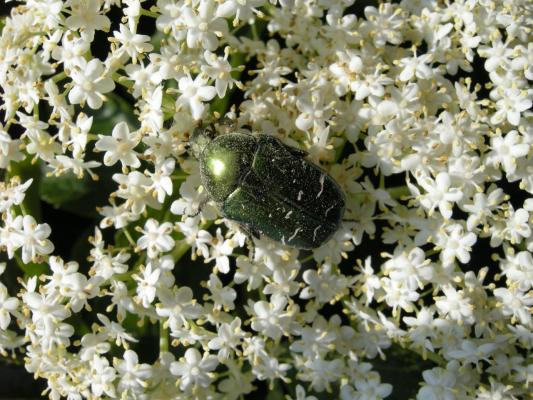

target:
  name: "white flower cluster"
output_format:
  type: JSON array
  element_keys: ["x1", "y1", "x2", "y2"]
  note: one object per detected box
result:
[{"x1": 0, "y1": 0, "x2": 532, "y2": 399}]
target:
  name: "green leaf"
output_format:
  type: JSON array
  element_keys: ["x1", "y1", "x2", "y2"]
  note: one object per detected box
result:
[
  {"x1": 38, "y1": 92, "x2": 136, "y2": 216},
  {"x1": 40, "y1": 170, "x2": 91, "y2": 208},
  {"x1": 39, "y1": 154, "x2": 120, "y2": 218}
]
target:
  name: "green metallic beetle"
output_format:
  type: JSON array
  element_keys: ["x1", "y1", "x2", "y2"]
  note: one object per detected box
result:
[{"x1": 190, "y1": 124, "x2": 345, "y2": 249}]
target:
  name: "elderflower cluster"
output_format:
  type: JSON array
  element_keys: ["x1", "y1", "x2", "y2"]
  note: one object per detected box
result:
[{"x1": 0, "y1": 0, "x2": 532, "y2": 399}]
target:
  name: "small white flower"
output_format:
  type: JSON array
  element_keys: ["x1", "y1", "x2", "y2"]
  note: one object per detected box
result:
[
  {"x1": 181, "y1": 0, "x2": 227, "y2": 51},
  {"x1": 113, "y1": 24, "x2": 153, "y2": 62},
  {"x1": 114, "y1": 350, "x2": 152, "y2": 396},
  {"x1": 206, "y1": 273, "x2": 236, "y2": 310},
  {"x1": 207, "y1": 228, "x2": 235, "y2": 274},
  {"x1": 383, "y1": 247, "x2": 434, "y2": 290},
  {"x1": 502, "y1": 207, "x2": 531, "y2": 244},
  {"x1": 292, "y1": 384, "x2": 318, "y2": 400},
  {"x1": 60, "y1": 273, "x2": 102, "y2": 312},
  {"x1": 403, "y1": 307, "x2": 437, "y2": 351},
  {"x1": 250, "y1": 296, "x2": 291, "y2": 340},
  {"x1": 207, "y1": 317, "x2": 246, "y2": 361},
  {"x1": 494, "y1": 287, "x2": 533, "y2": 325},
  {"x1": 490, "y1": 88, "x2": 532, "y2": 126},
  {"x1": 59, "y1": 112, "x2": 93, "y2": 158},
  {"x1": 170, "y1": 348, "x2": 218, "y2": 390},
  {"x1": 416, "y1": 172, "x2": 463, "y2": 219},
  {"x1": 0, "y1": 125, "x2": 24, "y2": 168},
  {"x1": 300, "y1": 263, "x2": 352, "y2": 303},
  {"x1": 234, "y1": 255, "x2": 270, "y2": 290},
  {"x1": 176, "y1": 74, "x2": 217, "y2": 120},
  {"x1": 13, "y1": 215, "x2": 54, "y2": 264},
  {"x1": 290, "y1": 316, "x2": 336, "y2": 358},
  {"x1": 90, "y1": 355, "x2": 117, "y2": 398},
  {"x1": 156, "y1": 287, "x2": 202, "y2": 331},
  {"x1": 202, "y1": 50, "x2": 236, "y2": 98},
  {"x1": 446, "y1": 340, "x2": 497, "y2": 367},
  {"x1": 436, "y1": 224, "x2": 477, "y2": 266},
  {"x1": 112, "y1": 171, "x2": 160, "y2": 215},
  {"x1": 124, "y1": 62, "x2": 163, "y2": 97},
  {"x1": 65, "y1": 0, "x2": 111, "y2": 39},
  {"x1": 133, "y1": 263, "x2": 161, "y2": 307},
  {"x1": 95, "y1": 121, "x2": 141, "y2": 169},
  {"x1": 417, "y1": 367, "x2": 457, "y2": 400},
  {"x1": 0, "y1": 283, "x2": 19, "y2": 330},
  {"x1": 398, "y1": 53, "x2": 433, "y2": 81},
  {"x1": 68, "y1": 59, "x2": 115, "y2": 109},
  {"x1": 486, "y1": 130, "x2": 530, "y2": 174},
  {"x1": 435, "y1": 285, "x2": 474, "y2": 323},
  {"x1": 0, "y1": 178, "x2": 32, "y2": 213},
  {"x1": 146, "y1": 158, "x2": 175, "y2": 203},
  {"x1": 380, "y1": 277, "x2": 419, "y2": 314},
  {"x1": 136, "y1": 219, "x2": 175, "y2": 258},
  {"x1": 341, "y1": 375, "x2": 393, "y2": 400},
  {"x1": 53, "y1": 155, "x2": 101, "y2": 178}
]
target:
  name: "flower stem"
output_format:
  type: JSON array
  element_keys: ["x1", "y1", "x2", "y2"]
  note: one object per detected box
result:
[
  {"x1": 122, "y1": 227, "x2": 136, "y2": 247},
  {"x1": 159, "y1": 322, "x2": 169, "y2": 353},
  {"x1": 387, "y1": 185, "x2": 410, "y2": 199},
  {"x1": 51, "y1": 71, "x2": 67, "y2": 83},
  {"x1": 140, "y1": 8, "x2": 159, "y2": 18}
]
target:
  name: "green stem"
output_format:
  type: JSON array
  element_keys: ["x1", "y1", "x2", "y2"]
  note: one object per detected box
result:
[
  {"x1": 387, "y1": 185, "x2": 410, "y2": 199},
  {"x1": 111, "y1": 72, "x2": 133, "y2": 90},
  {"x1": 251, "y1": 22, "x2": 259, "y2": 41},
  {"x1": 159, "y1": 322, "x2": 169, "y2": 354},
  {"x1": 122, "y1": 228, "x2": 136, "y2": 247},
  {"x1": 140, "y1": 8, "x2": 159, "y2": 18},
  {"x1": 171, "y1": 240, "x2": 193, "y2": 262},
  {"x1": 410, "y1": 345, "x2": 446, "y2": 365},
  {"x1": 300, "y1": 254, "x2": 314, "y2": 263},
  {"x1": 51, "y1": 71, "x2": 67, "y2": 83},
  {"x1": 13, "y1": 253, "x2": 26, "y2": 273}
]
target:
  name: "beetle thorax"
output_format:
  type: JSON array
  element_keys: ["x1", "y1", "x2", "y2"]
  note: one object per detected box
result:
[{"x1": 199, "y1": 133, "x2": 257, "y2": 203}]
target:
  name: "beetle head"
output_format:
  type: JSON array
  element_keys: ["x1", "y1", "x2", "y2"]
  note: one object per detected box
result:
[{"x1": 190, "y1": 126, "x2": 215, "y2": 159}]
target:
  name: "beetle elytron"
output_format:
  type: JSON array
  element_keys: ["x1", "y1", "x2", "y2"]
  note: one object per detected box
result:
[{"x1": 190, "y1": 123, "x2": 345, "y2": 249}]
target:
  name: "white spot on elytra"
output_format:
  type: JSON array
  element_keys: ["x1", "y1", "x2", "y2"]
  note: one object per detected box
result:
[
  {"x1": 325, "y1": 204, "x2": 335, "y2": 216},
  {"x1": 288, "y1": 227, "x2": 301, "y2": 242},
  {"x1": 285, "y1": 210, "x2": 293, "y2": 219},
  {"x1": 316, "y1": 174, "x2": 325, "y2": 199},
  {"x1": 313, "y1": 225, "x2": 320, "y2": 241},
  {"x1": 297, "y1": 190, "x2": 303, "y2": 201}
]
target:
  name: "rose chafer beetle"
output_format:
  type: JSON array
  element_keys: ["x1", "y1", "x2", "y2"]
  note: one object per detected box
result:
[{"x1": 190, "y1": 123, "x2": 346, "y2": 249}]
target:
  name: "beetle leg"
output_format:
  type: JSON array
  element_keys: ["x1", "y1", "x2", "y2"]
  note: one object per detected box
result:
[
  {"x1": 185, "y1": 196, "x2": 209, "y2": 219},
  {"x1": 238, "y1": 224, "x2": 261, "y2": 261},
  {"x1": 246, "y1": 235, "x2": 256, "y2": 261}
]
